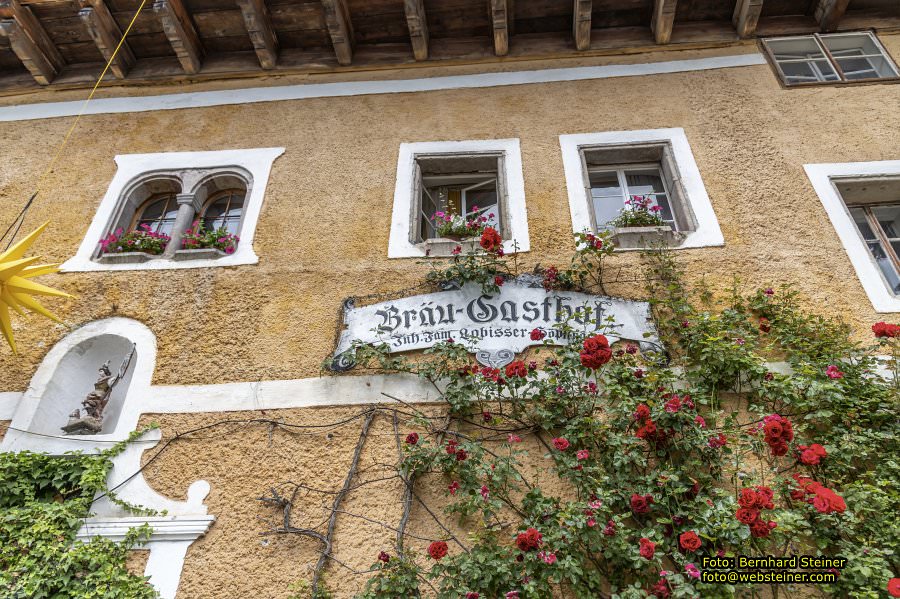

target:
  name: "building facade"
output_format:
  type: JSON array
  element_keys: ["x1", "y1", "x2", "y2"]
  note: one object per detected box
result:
[{"x1": 0, "y1": 0, "x2": 898, "y2": 597}]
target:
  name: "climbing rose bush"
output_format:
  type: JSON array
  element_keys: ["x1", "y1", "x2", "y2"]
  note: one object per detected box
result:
[{"x1": 350, "y1": 241, "x2": 899, "y2": 599}]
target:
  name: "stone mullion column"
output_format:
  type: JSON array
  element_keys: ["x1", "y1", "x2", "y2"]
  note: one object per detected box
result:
[{"x1": 163, "y1": 193, "x2": 201, "y2": 258}]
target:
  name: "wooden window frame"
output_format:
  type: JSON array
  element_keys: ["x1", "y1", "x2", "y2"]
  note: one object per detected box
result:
[
  {"x1": 849, "y1": 202, "x2": 900, "y2": 291},
  {"x1": 761, "y1": 31, "x2": 900, "y2": 88}
]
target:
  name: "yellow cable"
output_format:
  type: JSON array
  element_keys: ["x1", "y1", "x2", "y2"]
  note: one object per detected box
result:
[{"x1": 35, "y1": 0, "x2": 149, "y2": 192}]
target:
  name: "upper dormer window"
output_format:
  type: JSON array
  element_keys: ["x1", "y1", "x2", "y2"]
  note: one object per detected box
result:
[{"x1": 763, "y1": 32, "x2": 899, "y2": 86}]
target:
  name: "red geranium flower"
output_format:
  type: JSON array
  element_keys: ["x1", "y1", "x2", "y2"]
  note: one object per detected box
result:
[
  {"x1": 639, "y1": 537, "x2": 656, "y2": 559},
  {"x1": 480, "y1": 227, "x2": 502, "y2": 253},
  {"x1": 888, "y1": 577, "x2": 900, "y2": 597},
  {"x1": 679, "y1": 531, "x2": 701, "y2": 552},
  {"x1": 428, "y1": 541, "x2": 448, "y2": 560}
]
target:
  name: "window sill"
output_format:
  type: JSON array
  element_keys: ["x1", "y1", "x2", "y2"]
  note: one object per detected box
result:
[
  {"x1": 65, "y1": 247, "x2": 257, "y2": 272},
  {"x1": 422, "y1": 237, "x2": 480, "y2": 258},
  {"x1": 610, "y1": 226, "x2": 685, "y2": 250}
]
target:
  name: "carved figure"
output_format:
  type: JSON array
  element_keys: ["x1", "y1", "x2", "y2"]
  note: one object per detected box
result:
[{"x1": 62, "y1": 349, "x2": 134, "y2": 435}]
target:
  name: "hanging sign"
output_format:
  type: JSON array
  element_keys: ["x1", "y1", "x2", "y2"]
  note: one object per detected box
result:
[{"x1": 331, "y1": 279, "x2": 659, "y2": 370}]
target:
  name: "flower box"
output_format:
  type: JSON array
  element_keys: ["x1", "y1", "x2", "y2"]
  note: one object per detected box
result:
[
  {"x1": 173, "y1": 248, "x2": 228, "y2": 261},
  {"x1": 424, "y1": 237, "x2": 480, "y2": 258},
  {"x1": 610, "y1": 226, "x2": 681, "y2": 249},
  {"x1": 96, "y1": 251, "x2": 156, "y2": 265}
]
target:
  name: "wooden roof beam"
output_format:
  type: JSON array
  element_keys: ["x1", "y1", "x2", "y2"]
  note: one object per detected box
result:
[
  {"x1": 0, "y1": 0, "x2": 63, "y2": 84},
  {"x1": 815, "y1": 0, "x2": 850, "y2": 32},
  {"x1": 490, "y1": 0, "x2": 511, "y2": 56},
  {"x1": 651, "y1": 0, "x2": 677, "y2": 44},
  {"x1": 236, "y1": 0, "x2": 277, "y2": 69},
  {"x1": 573, "y1": 0, "x2": 591, "y2": 51},
  {"x1": 0, "y1": 19, "x2": 58, "y2": 84},
  {"x1": 322, "y1": 0, "x2": 353, "y2": 66},
  {"x1": 154, "y1": 0, "x2": 202, "y2": 74},
  {"x1": 78, "y1": 0, "x2": 135, "y2": 79},
  {"x1": 732, "y1": 0, "x2": 763, "y2": 38},
  {"x1": 404, "y1": 0, "x2": 428, "y2": 61}
]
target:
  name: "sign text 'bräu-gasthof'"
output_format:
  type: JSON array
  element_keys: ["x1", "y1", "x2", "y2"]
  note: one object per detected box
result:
[{"x1": 331, "y1": 279, "x2": 660, "y2": 370}]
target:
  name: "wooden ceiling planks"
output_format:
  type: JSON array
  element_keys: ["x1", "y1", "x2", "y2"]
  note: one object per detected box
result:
[{"x1": 0, "y1": 0, "x2": 897, "y2": 91}]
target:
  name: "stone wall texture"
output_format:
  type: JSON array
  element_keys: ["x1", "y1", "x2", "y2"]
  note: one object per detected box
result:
[{"x1": 0, "y1": 37, "x2": 898, "y2": 597}]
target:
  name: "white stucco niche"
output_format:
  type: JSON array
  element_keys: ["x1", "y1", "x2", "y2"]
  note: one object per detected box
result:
[{"x1": 0, "y1": 318, "x2": 214, "y2": 599}]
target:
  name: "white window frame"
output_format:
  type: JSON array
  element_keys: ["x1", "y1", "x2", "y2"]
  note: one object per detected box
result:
[
  {"x1": 388, "y1": 139, "x2": 529, "y2": 258},
  {"x1": 560, "y1": 128, "x2": 723, "y2": 250},
  {"x1": 804, "y1": 160, "x2": 900, "y2": 312},
  {"x1": 61, "y1": 147, "x2": 284, "y2": 272}
]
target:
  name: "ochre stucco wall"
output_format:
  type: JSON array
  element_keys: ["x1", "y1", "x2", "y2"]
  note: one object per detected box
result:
[
  {"x1": 1, "y1": 39, "x2": 898, "y2": 390},
  {"x1": 0, "y1": 39, "x2": 898, "y2": 597}
]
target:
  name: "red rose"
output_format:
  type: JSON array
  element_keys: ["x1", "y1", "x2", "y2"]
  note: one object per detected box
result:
[
  {"x1": 505, "y1": 360, "x2": 528, "y2": 378},
  {"x1": 455, "y1": 449, "x2": 468, "y2": 461},
  {"x1": 428, "y1": 541, "x2": 448, "y2": 560},
  {"x1": 736, "y1": 508, "x2": 759, "y2": 524},
  {"x1": 480, "y1": 227, "x2": 502, "y2": 253},
  {"x1": 552, "y1": 437, "x2": 570, "y2": 451},
  {"x1": 769, "y1": 441, "x2": 789, "y2": 456},
  {"x1": 515, "y1": 527, "x2": 542, "y2": 551},
  {"x1": 638, "y1": 537, "x2": 656, "y2": 559},
  {"x1": 448, "y1": 480, "x2": 460, "y2": 495},
  {"x1": 873, "y1": 322, "x2": 900, "y2": 338},
  {"x1": 494, "y1": 275, "x2": 505, "y2": 287},
  {"x1": 738, "y1": 488, "x2": 758, "y2": 509},
  {"x1": 759, "y1": 317, "x2": 771, "y2": 333},
  {"x1": 800, "y1": 448, "x2": 820, "y2": 465},
  {"x1": 530, "y1": 328, "x2": 546, "y2": 341},
  {"x1": 754, "y1": 486, "x2": 774, "y2": 510},
  {"x1": 466, "y1": 593, "x2": 480, "y2": 599},
  {"x1": 750, "y1": 519, "x2": 775, "y2": 538},
  {"x1": 405, "y1": 432, "x2": 419, "y2": 445},
  {"x1": 631, "y1": 493, "x2": 653, "y2": 514},
  {"x1": 888, "y1": 578, "x2": 900, "y2": 597},
  {"x1": 634, "y1": 404, "x2": 651, "y2": 421},
  {"x1": 679, "y1": 531, "x2": 701, "y2": 552},
  {"x1": 378, "y1": 551, "x2": 390, "y2": 563},
  {"x1": 580, "y1": 347, "x2": 612, "y2": 369}
]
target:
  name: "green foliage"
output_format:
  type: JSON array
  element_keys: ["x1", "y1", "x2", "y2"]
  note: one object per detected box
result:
[{"x1": 0, "y1": 429, "x2": 159, "y2": 598}]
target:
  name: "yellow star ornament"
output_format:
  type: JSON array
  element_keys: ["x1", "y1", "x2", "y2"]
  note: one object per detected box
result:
[{"x1": 0, "y1": 222, "x2": 73, "y2": 354}]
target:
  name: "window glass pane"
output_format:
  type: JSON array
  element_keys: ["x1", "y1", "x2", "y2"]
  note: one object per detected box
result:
[
  {"x1": 589, "y1": 171, "x2": 622, "y2": 198},
  {"x1": 872, "y1": 205, "x2": 900, "y2": 239},
  {"x1": 768, "y1": 37, "x2": 824, "y2": 58},
  {"x1": 204, "y1": 193, "x2": 244, "y2": 235},
  {"x1": 779, "y1": 60, "x2": 837, "y2": 83},
  {"x1": 593, "y1": 195, "x2": 625, "y2": 230},
  {"x1": 624, "y1": 170, "x2": 666, "y2": 195},
  {"x1": 850, "y1": 207, "x2": 877, "y2": 240},
  {"x1": 838, "y1": 55, "x2": 896, "y2": 79},
  {"x1": 139, "y1": 197, "x2": 167, "y2": 221},
  {"x1": 821, "y1": 33, "x2": 880, "y2": 56},
  {"x1": 464, "y1": 188, "x2": 499, "y2": 231},
  {"x1": 869, "y1": 241, "x2": 900, "y2": 294}
]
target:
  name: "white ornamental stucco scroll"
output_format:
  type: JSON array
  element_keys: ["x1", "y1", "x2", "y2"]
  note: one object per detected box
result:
[{"x1": 331, "y1": 279, "x2": 661, "y2": 370}]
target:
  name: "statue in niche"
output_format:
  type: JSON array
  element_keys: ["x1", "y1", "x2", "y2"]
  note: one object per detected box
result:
[{"x1": 62, "y1": 347, "x2": 134, "y2": 435}]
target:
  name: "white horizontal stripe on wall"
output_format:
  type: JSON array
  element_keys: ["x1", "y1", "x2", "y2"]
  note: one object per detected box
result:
[{"x1": 0, "y1": 53, "x2": 767, "y2": 123}]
